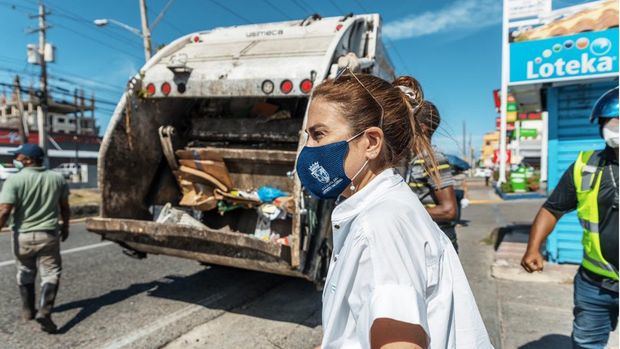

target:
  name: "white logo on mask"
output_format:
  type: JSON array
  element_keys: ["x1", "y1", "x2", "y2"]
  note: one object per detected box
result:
[{"x1": 309, "y1": 162, "x2": 330, "y2": 184}]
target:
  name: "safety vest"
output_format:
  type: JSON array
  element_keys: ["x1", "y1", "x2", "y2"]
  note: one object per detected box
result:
[{"x1": 573, "y1": 150, "x2": 619, "y2": 280}]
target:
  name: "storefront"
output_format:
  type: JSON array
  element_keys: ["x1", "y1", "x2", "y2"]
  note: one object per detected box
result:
[{"x1": 504, "y1": 0, "x2": 618, "y2": 263}]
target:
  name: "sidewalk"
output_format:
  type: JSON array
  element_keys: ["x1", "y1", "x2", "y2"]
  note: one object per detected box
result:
[
  {"x1": 462, "y1": 181, "x2": 619, "y2": 349},
  {"x1": 465, "y1": 177, "x2": 504, "y2": 204}
]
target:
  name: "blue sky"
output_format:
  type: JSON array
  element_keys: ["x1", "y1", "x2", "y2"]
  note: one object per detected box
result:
[{"x1": 0, "y1": 0, "x2": 522, "y2": 154}]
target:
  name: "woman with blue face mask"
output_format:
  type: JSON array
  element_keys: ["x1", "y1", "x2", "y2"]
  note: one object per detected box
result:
[{"x1": 299, "y1": 71, "x2": 493, "y2": 349}]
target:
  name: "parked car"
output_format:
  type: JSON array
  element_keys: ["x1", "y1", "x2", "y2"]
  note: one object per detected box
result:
[
  {"x1": 474, "y1": 168, "x2": 487, "y2": 177},
  {"x1": 53, "y1": 163, "x2": 81, "y2": 178}
]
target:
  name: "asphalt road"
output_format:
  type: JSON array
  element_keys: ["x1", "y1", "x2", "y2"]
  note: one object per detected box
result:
[
  {"x1": 4, "y1": 181, "x2": 616, "y2": 349},
  {"x1": 0, "y1": 222, "x2": 323, "y2": 349}
]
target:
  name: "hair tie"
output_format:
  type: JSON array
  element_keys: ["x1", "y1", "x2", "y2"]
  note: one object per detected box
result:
[{"x1": 397, "y1": 85, "x2": 418, "y2": 103}]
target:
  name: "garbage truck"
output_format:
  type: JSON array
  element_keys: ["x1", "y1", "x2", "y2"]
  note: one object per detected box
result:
[{"x1": 86, "y1": 13, "x2": 395, "y2": 284}]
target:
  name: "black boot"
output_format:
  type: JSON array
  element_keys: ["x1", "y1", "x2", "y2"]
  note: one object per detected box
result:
[
  {"x1": 18, "y1": 283, "x2": 36, "y2": 321},
  {"x1": 35, "y1": 283, "x2": 58, "y2": 333}
]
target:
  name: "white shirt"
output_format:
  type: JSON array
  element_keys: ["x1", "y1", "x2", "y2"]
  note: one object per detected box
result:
[{"x1": 321, "y1": 169, "x2": 493, "y2": 349}]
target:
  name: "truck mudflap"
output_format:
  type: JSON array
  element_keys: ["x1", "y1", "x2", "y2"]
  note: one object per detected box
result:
[{"x1": 86, "y1": 217, "x2": 309, "y2": 279}]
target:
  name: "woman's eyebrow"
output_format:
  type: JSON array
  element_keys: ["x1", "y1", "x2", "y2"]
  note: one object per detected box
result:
[{"x1": 307, "y1": 123, "x2": 328, "y2": 133}]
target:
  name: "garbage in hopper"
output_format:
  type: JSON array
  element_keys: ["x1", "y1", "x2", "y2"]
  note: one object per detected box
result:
[{"x1": 157, "y1": 125, "x2": 294, "y2": 245}]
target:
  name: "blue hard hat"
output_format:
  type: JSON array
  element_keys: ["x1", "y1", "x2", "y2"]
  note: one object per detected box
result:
[
  {"x1": 590, "y1": 87, "x2": 619, "y2": 123},
  {"x1": 9, "y1": 143, "x2": 44, "y2": 159}
]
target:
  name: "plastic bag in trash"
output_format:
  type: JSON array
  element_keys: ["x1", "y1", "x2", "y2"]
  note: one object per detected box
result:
[
  {"x1": 156, "y1": 203, "x2": 208, "y2": 229},
  {"x1": 257, "y1": 186, "x2": 288, "y2": 203},
  {"x1": 254, "y1": 214, "x2": 271, "y2": 241},
  {"x1": 258, "y1": 203, "x2": 286, "y2": 220}
]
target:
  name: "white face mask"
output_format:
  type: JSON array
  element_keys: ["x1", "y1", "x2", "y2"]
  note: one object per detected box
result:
[
  {"x1": 603, "y1": 122, "x2": 619, "y2": 148},
  {"x1": 13, "y1": 159, "x2": 24, "y2": 170}
]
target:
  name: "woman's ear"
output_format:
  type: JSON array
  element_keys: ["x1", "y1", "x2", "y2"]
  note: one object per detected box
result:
[{"x1": 364, "y1": 126, "x2": 384, "y2": 160}]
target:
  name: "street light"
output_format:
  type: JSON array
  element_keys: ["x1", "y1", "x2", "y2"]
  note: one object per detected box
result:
[
  {"x1": 94, "y1": 0, "x2": 177, "y2": 62},
  {"x1": 93, "y1": 17, "x2": 151, "y2": 60},
  {"x1": 94, "y1": 18, "x2": 143, "y2": 37}
]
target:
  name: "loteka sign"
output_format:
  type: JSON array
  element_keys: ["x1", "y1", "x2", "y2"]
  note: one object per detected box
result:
[{"x1": 510, "y1": 28, "x2": 618, "y2": 84}]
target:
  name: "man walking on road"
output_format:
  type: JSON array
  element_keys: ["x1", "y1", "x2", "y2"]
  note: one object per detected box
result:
[
  {"x1": 0, "y1": 144, "x2": 70, "y2": 334},
  {"x1": 521, "y1": 87, "x2": 619, "y2": 349}
]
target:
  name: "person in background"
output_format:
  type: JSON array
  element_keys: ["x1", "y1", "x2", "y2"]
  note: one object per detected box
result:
[
  {"x1": 521, "y1": 87, "x2": 618, "y2": 349},
  {"x1": 484, "y1": 167, "x2": 493, "y2": 187},
  {"x1": 397, "y1": 87, "x2": 459, "y2": 252},
  {"x1": 0, "y1": 144, "x2": 70, "y2": 334},
  {"x1": 301, "y1": 69, "x2": 491, "y2": 348}
]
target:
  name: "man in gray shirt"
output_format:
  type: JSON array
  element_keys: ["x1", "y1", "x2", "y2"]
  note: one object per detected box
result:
[{"x1": 0, "y1": 144, "x2": 70, "y2": 333}]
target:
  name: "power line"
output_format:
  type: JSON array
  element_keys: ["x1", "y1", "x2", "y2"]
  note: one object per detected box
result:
[
  {"x1": 293, "y1": 0, "x2": 312, "y2": 16},
  {"x1": 299, "y1": 0, "x2": 319, "y2": 14},
  {"x1": 327, "y1": 0, "x2": 346, "y2": 14},
  {"x1": 146, "y1": 1, "x2": 184, "y2": 36},
  {"x1": 0, "y1": 80, "x2": 120, "y2": 107},
  {"x1": 0, "y1": 67, "x2": 123, "y2": 101},
  {"x1": 47, "y1": 66, "x2": 125, "y2": 91},
  {"x1": 385, "y1": 38, "x2": 412, "y2": 76},
  {"x1": 261, "y1": 0, "x2": 293, "y2": 20},
  {"x1": 50, "y1": 21, "x2": 143, "y2": 60},
  {"x1": 38, "y1": 0, "x2": 144, "y2": 50},
  {"x1": 1, "y1": 60, "x2": 127, "y2": 93},
  {"x1": 207, "y1": 0, "x2": 252, "y2": 24},
  {"x1": 161, "y1": 19, "x2": 185, "y2": 36},
  {"x1": 353, "y1": 0, "x2": 369, "y2": 13},
  {"x1": 0, "y1": 1, "x2": 36, "y2": 14},
  {"x1": 49, "y1": 75, "x2": 122, "y2": 95}
]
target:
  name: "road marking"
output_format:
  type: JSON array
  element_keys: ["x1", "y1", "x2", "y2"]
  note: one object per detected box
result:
[
  {"x1": 101, "y1": 287, "x2": 232, "y2": 349},
  {"x1": 0, "y1": 241, "x2": 113, "y2": 268}
]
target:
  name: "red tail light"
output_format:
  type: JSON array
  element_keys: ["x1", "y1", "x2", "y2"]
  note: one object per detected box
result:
[
  {"x1": 300, "y1": 79, "x2": 313, "y2": 94},
  {"x1": 146, "y1": 83, "x2": 156, "y2": 96},
  {"x1": 161, "y1": 82, "x2": 171, "y2": 96},
  {"x1": 193, "y1": 35, "x2": 200, "y2": 43},
  {"x1": 336, "y1": 24, "x2": 343, "y2": 31},
  {"x1": 280, "y1": 80, "x2": 293, "y2": 94}
]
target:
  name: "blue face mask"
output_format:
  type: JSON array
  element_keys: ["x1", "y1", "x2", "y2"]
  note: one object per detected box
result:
[{"x1": 296, "y1": 132, "x2": 368, "y2": 199}]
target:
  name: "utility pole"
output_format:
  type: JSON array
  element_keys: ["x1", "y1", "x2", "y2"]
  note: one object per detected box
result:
[
  {"x1": 12, "y1": 76, "x2": 28, "y2": 144},
  {"x1": 28, "y1": 2, "x2": 50, "y2": 165},
  {"x1": 499, "y1": 0, "x2": 509, "y2": 184},
  {"x1": 73, "y1": 89, "x2": 79, "y2": 167},
  {"x1": 139, "y1": 0, "x2": 152, "y2": 61},
  {"x1": 469, "y1": 133, "x2": 474, "y2": 172},
  {"x1": 462, "y1": 120, "x2": 467, "y2": 160}
]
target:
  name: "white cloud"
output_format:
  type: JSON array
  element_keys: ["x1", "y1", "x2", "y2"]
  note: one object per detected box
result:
[{"x1": 383, "y1": 0, "x2": 501, "y2": 40}]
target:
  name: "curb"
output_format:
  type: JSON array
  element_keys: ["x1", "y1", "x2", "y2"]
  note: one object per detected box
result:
[
  {"x1": 494, "y1": 186, "x2": 547, "y2": 200},
  {"x1": 469, "y1": 199, "x2": 504, "y2": 205},
  {"x1": 491, "y1": 241, "x2": 578, "y2": 284}
]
